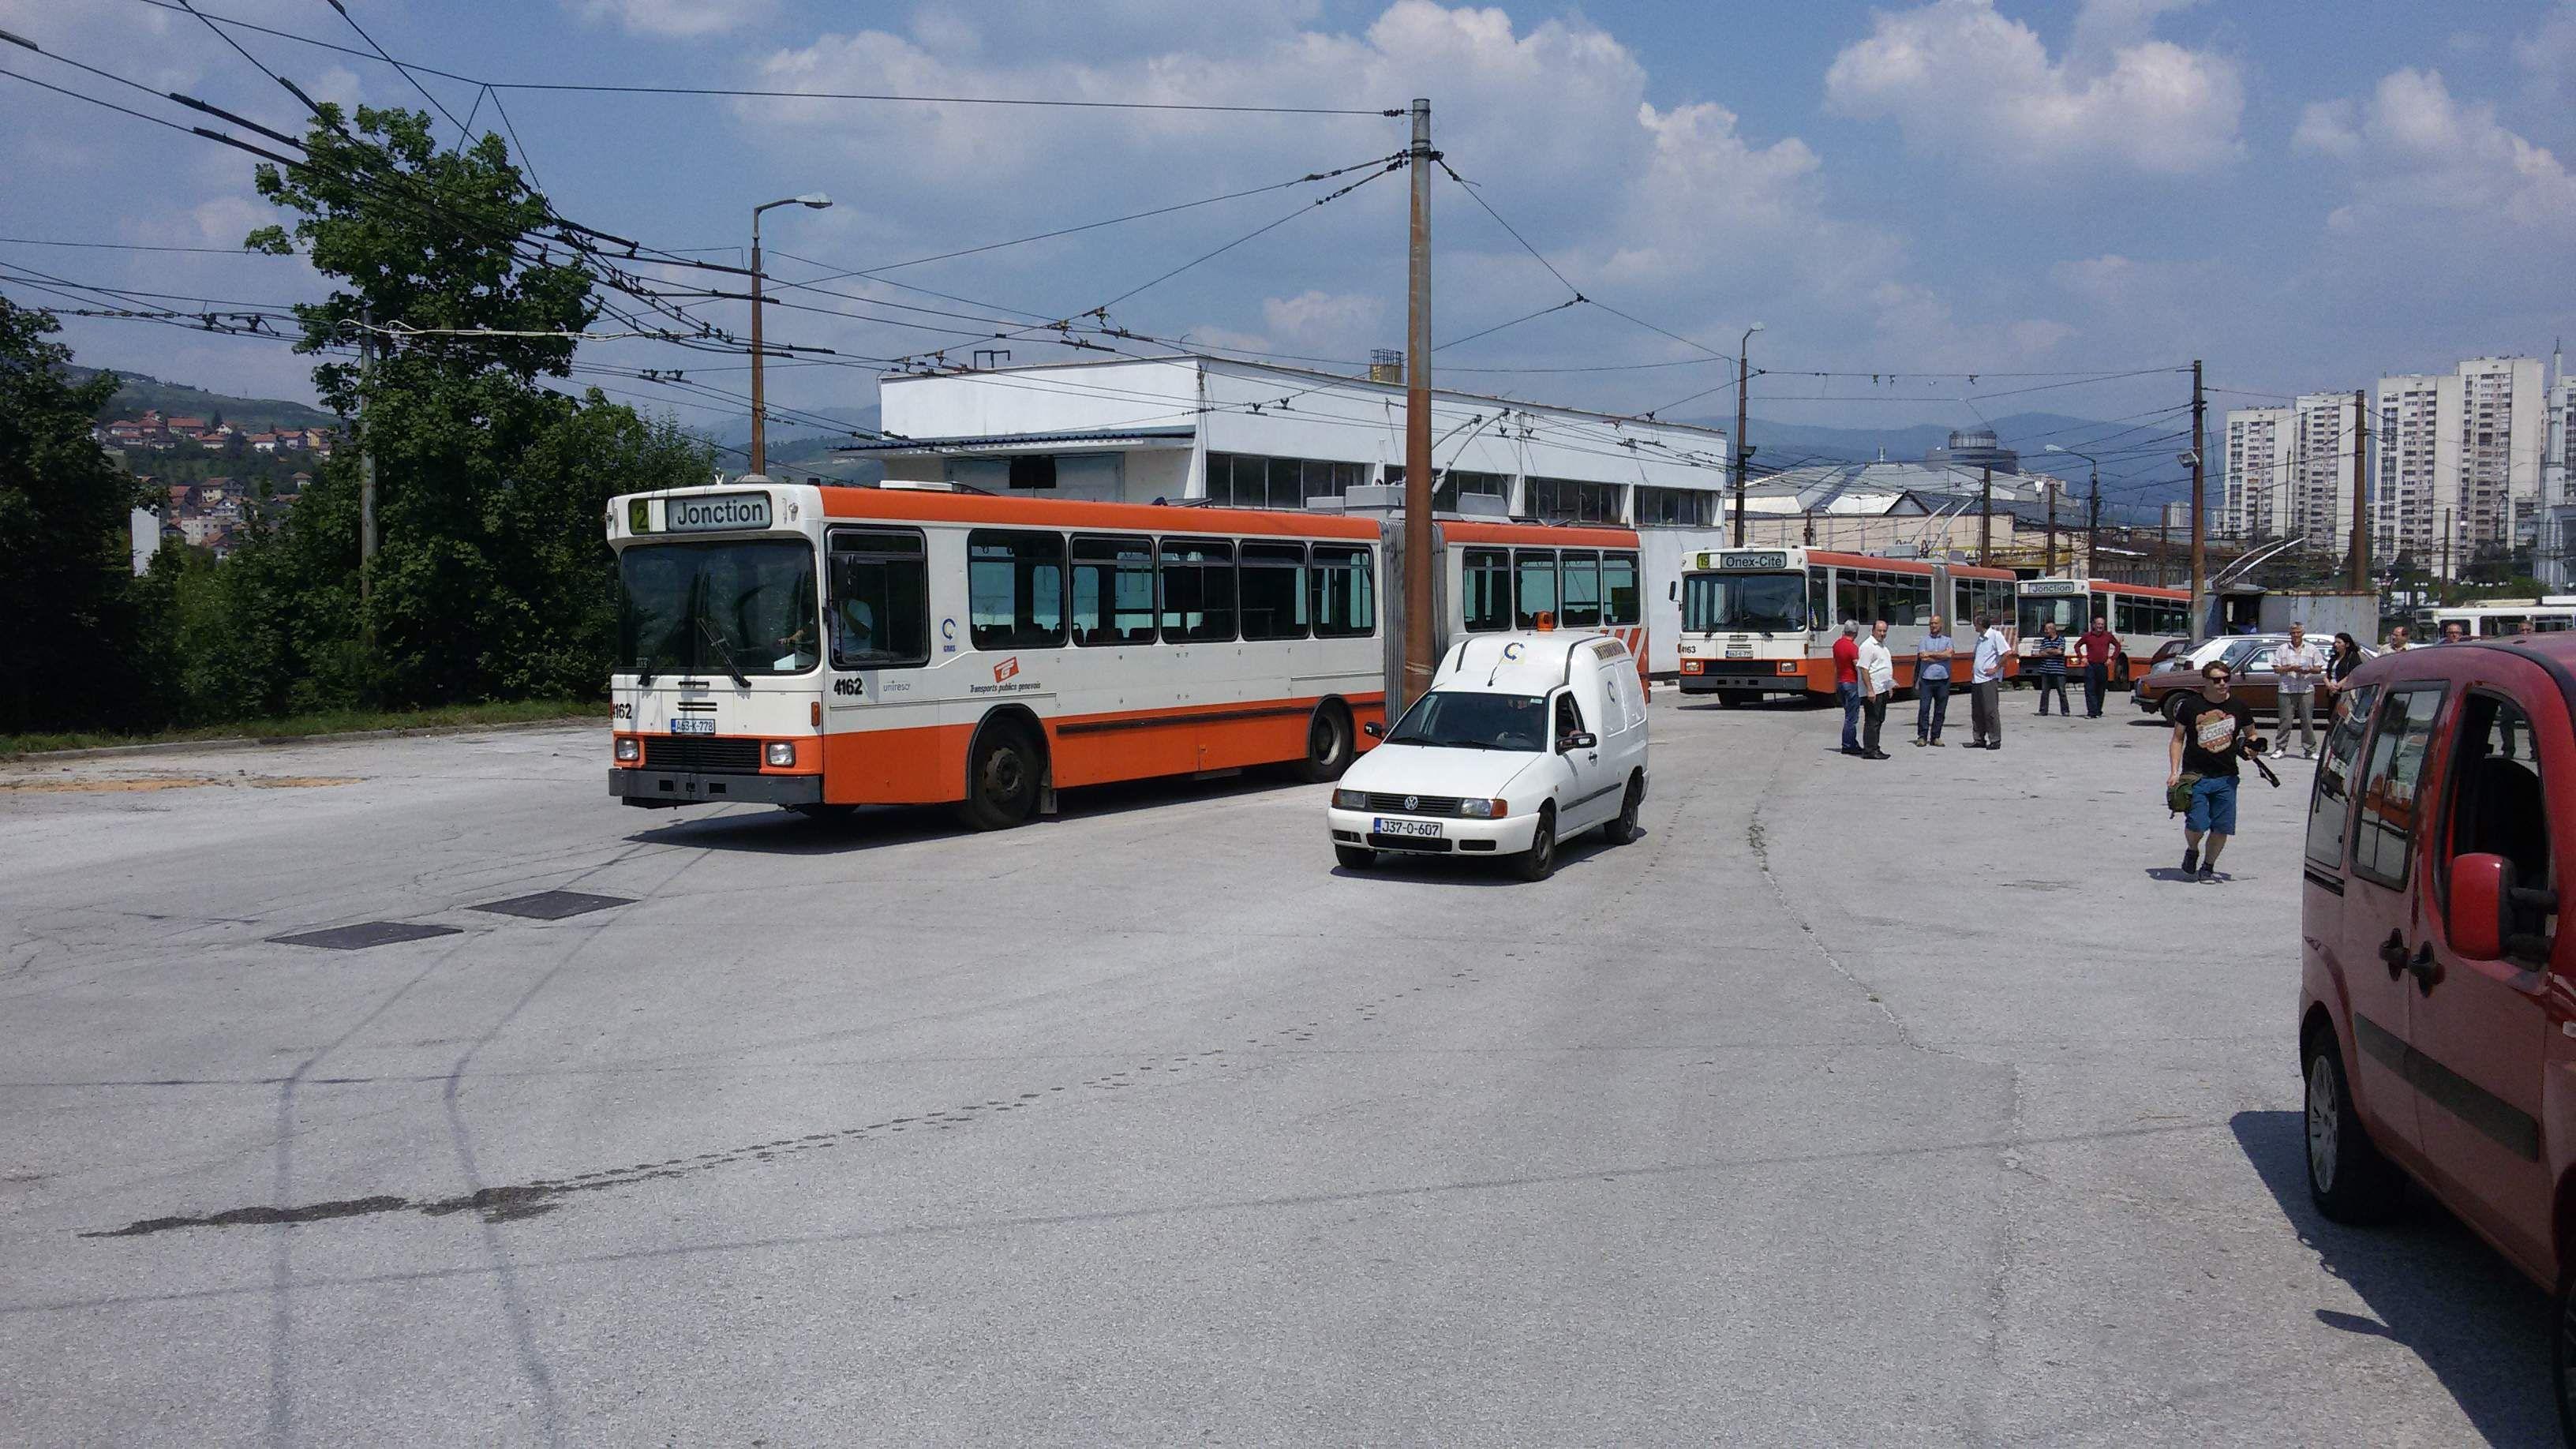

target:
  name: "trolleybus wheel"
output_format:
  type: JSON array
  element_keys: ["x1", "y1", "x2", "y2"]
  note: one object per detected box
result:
[
  {"x1": 1294, "y1": 703, "x2": 1354, "y2": 783},
  {"x1": 790, "y1": 803, "x2": 858, "y2": 822},
  {"x1": 1513, "y1": 806, "x2": 1557, "y2": 882},
  {"x1": 1717, "y1": 692, "x2": 1747, "y2": 709},
  {"x1": 960, "y1": 723, "x2": 1041, "y2": 831},
  {"x1": 1601, "y1": 773, "x2": 1643, "y2": 844},
  {"x1": 1335, "y1": 844, "x2": 1376, "y2": 871}
]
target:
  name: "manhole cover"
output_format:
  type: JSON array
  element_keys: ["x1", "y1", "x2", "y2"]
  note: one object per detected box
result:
[
  {"x1": 271, "y1": 922, "x2": 462, "y2": 950},
  {"x1": 470, "y1": 890, "x2": 634, "y2": 921}
]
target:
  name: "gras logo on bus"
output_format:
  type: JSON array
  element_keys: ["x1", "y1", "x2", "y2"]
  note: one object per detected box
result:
[{"x1": 665, "y1": 491, "x2": 772, "y2": 533}]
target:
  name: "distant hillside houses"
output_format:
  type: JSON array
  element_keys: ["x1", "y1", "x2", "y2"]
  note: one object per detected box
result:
[
  {"x1": 148, "y1": 472, "x2": 309, "y2": 558},
  {"x1": 96, "y1": 409, "x2": 334, "y2": 457}
]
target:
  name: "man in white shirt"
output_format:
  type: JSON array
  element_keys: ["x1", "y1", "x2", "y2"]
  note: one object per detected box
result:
[
  {"x1": 1855, "y1": 619, "x2": 1895, "y2": 759},
  {"x1": 2271, "y1": 621, "x2": 2325, "y2": 759},
  {"x1": 1969, "y1": 612, "x2": 2012, "y2": 751}
]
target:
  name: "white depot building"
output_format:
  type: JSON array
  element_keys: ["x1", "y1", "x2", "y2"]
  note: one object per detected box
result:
[{"x1": 852, "y1": 354, "x2": 1739, "y2": 669}]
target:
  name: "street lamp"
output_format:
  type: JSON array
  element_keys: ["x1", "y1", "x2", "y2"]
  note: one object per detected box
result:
[
  {"x1": 2045, "y1": 443, "x2": 2099, "y2": 579},
  {"x1": 747, "y1": 192, "x2": 833, "y2": 477},
  {"x1": 1732, "y1": 321, "x2": 1763, "y2": 546}
]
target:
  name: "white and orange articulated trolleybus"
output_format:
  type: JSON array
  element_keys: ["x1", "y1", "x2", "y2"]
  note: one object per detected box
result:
[
  {"x1": 1672, "y1": 545, "x2": 2019, "y2": 703},
  {"x1": 605, "y1": 480, "x2": 1644, "y2": 827},
  {"x1": 2014, "y1": 576, "x2": 2191, "y2": 684}
]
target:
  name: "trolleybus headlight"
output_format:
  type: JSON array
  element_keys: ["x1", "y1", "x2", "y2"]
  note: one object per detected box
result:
[
  {"x1": 1680, "y1": 659, "x2": 1704, "y2": 674},
  {"x1": 765, "y1": 741, "x2": 797, "y2": 767},
  {"x1": 1459, "y1": 798, "x2": 1507, "y2": 818},
  {"x1": 614, "y1": 736, "x2": 639, "y2": 762},
  {"x1": 1331, "y1": 788, "x2": 1367, "y2": 810},
  {"x1": 1777, "y1": 661, "x2": 1799, "y2": 675}
]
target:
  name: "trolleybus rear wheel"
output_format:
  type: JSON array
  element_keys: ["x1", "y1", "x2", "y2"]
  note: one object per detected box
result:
[{"x1": 1294, "y1": 703, "x2": 1354, "y2": 784}]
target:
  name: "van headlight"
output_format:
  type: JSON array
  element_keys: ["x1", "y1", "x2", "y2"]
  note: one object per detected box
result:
[
  {"x1": 614, "y1": 736, "x2": 640, "y2": 762},
  {"x1": 1460, "y1": 798, "x2": 1506, "y2": 818},
  {"x1": 1331, "y1": 788, "x2": 1367, "y2": 810},
  {"x1": 765, "y1": 741, "x2": 797, "y2": 767}
]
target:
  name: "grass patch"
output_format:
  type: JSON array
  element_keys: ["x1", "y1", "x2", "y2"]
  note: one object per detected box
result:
[{"x1": 1, "y1": 698, "x2": 608, "y2": 758}]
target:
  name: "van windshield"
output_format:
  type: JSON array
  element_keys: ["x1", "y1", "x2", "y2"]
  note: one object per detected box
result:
[{"x1": 1385, "y1": 691, "x2": 1549, "y2": 752}]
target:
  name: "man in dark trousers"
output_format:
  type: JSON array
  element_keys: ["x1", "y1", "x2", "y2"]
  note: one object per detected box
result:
[
  {"x1": 2031, "y1": 620, "x2": 2072, "y2": 717},
  {"x1": 2077, "y1": 613, "x2": 2119, "y2": 718},
  {"x1": 2167, "y1": 659, "x2": 2258, "y2": 882},
  {"x1": 1969, "y1": 612, "x2": 2010, "y2": 750},
  {"x1": 1833, "y1": 621, "x2": 1863, "y2": 756}
]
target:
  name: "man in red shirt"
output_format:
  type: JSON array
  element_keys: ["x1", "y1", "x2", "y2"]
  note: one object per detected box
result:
[
  {"x1": 1832, "y1": 621, "x2": 1862, "y2": 755},
  {"x1": 2076, "y1": 613, "x2": 2120, "y2": 719}
]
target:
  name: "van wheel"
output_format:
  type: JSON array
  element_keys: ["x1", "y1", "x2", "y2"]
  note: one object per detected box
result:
[
  {"x1": 1293, "y1": 704, "x2": 1354, "y2": 783},
  {"x1": 1513, "y1": 807, "x2": 1556, "y2": 882},
  {"x1": 1600, "y1": 773, "x2": 1642, "y2": 844},
  {"x1": 1335, "y1": 844, "x2": 1376, "y2": 871},
  {"x1": 2305, "y1": 1035, "x2": 2403, "y2": 1223},
  {"x1": 959, "y1": 723, "x2": 1041, "y2": 832}
]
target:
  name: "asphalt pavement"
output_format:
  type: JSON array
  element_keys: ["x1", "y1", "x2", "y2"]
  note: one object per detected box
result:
[{"x1": 0, "y1": 688, "x2": 2551, "y2": 1444}]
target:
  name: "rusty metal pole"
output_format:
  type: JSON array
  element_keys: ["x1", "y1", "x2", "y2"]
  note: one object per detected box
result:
[
  {"x1": 1979, "y1": 464, "x2": 1992, "y2": 567},
  {"x1": 749, "y1": 211, "x2": 767, "y2": 477},
  {"x1": 2349, "y1": 388, "x2": 2371, "y2": 593},
  {"x1": 2189, "y1": 358, "x2": 2207, "y2": 638},
  {"x1": 1401, "y1": 97, "x2": 1436, "y2": 709}
]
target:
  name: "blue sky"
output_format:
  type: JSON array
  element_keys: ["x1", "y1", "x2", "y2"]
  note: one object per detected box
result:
[{"x1": 6, "y1": 0, "x2": 2573, "y2": 447}]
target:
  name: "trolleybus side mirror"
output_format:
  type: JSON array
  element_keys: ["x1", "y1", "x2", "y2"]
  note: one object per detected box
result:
[{"x1": 1669, "y1": 582, "x2": 1679, "y2": 601}]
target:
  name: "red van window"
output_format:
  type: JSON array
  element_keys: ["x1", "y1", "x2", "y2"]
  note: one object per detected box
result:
[
  {"x1": 2352, "y1": 686, "x2": 2448, "y2": 889},
  {"x1": 2305, "y1": 681, "x2": 2382, "y2": 871},
  {"x1": 2442, "y1": 692, "x2": 2557, "y2": 961}
]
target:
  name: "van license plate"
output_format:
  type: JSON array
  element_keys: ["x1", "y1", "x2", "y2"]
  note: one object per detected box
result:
[
  {"x1": 668, "y1": 718, "x2": 715, "y2": 736},
  {"x1": 1372, "y1": 818, "x2": 1443, "y2": 838}
]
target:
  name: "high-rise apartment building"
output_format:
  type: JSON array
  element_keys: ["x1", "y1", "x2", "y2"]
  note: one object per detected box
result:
[
  {"x1": 2376, "y1": 372, "x2": 2466, "y2": 574},
  {"x1": 2222, "y1": 407, "x2": 2292, "y2": 539},
  {"x1": 2456, "y1": 355, "x2": 2545, "y2": 556}
]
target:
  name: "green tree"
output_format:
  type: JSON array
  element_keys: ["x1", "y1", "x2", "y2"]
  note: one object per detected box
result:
[{"x1": 0, "y1": 299, "x2": 155, "y2": 732}]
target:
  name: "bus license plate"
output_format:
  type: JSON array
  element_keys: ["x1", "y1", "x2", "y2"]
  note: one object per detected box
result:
[
  {"x1": 668, "y1": 718, "x2": 716, "y2": 736},
  {"x1": 1372, "y1": 818, "x2": 1443, "y2": 838},
  {"x1": 1725, "y1": 646, "x2": 1753, "y2": 658}
]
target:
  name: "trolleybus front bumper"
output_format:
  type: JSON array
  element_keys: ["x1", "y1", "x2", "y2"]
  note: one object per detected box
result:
[
  {"x1": 1678, "y1": 659, "x2": 1807, "y2": 695},
  {"x1": 611, "y1": 768, "x2": 824, "y2": 809}
]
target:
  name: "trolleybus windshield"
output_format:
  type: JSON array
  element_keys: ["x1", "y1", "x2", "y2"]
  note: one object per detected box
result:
[
  {"x1": 1685, "y1": 571, "x2": 1808, "y2": 633},
  {"x1": 619, "y1": 540, "x2": 819, "y2": 679},
  {"x1": 2017, "y1": 593, "x2": 2081, "y2": 636}
]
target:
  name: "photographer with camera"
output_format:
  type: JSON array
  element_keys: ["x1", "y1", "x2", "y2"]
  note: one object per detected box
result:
[{"x1": 2167, "y1": 659, "x2": 2262, "y2": 882}]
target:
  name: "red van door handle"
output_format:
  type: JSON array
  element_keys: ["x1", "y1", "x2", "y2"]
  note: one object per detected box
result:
[
  {"x1": 2405, "y1": 943, "x2": 2443, "y2": 995},
  {"x1": 2379, "y1": 930, "x2": 2410, "y2": 980}
]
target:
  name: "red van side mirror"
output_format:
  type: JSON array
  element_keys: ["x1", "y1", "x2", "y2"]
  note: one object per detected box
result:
[{"x1": 2449, "y1": 852, "x2": 2510, "y2": 960}]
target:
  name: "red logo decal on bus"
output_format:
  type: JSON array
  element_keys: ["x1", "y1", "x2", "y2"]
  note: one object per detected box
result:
[{"x1": 994, "y1": 657, "x2": 1020, "y2": 683}]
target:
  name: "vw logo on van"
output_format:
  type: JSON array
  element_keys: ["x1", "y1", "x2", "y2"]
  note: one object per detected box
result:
[{"x1": 1405, "y1": 795, "x2": 1420, "y2": 811}]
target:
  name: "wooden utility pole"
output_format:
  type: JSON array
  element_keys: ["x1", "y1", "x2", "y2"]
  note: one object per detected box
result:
[
  {"x1": 1400, "y1": 97, "x2": 1436, "y2": 708},
  {"x1": 2159, "y1": 517, "x2": 2172, "y2": 586},
  {"x1": 1732, "y1": 324, "x2": 1761, "y2": 545},
  {"x1": 2442, "y1": 507, "x2": 2454, "y2": 590},
  {"x1": 358, "y1": 301, "x2": 376, "y2": 608},
  {"x1": 2349, "y1": 388, "x2": 2371, "y2": 593},
  {"x1": 1979, "y1": 464, "x2": 1993, "y2": 567},
  {"x1": 2045, "y1": 484, "x2": 2058, "y2": 575},
  {"x1": 2189, "y1": 358, "x2": 2206, "y2": 638}
]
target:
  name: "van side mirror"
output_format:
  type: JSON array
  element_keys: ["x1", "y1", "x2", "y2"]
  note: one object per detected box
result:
[
  {"x1": 2449, "y1": 852, "x2": 2509, "y2": 960},
  {"x1": 1563, "y1": 731, "x2": 1597, "y2": 751},
  {"x1": 1362, "y1": 721, "x2": 1383, "y2": 738}
]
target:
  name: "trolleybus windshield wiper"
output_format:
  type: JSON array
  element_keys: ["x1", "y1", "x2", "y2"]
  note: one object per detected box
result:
[{"x1": 695, "y1": 616, "x2": 751, "y2": 688}]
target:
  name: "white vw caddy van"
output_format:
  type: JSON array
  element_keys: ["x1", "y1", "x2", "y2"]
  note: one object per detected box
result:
[{"x1": 1327, "y1": 631, "x2": 1649, "y2": 881}]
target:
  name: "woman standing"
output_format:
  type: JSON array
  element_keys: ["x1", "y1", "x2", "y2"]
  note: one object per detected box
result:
[{"x1": 2323, "y1": 631, "x2": 2364, "y2": 720}]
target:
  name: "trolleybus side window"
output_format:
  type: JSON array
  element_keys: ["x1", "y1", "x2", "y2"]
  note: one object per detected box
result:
[
  {"x1": 1603, "y1": 552, "x2": 1641, "y2": 626},
  {"x1": 1560, "y1": 550, "x2": 1601, "y2": 627},
  {"x1": 1072, "y1": 534, "x2": 1157, "y2": 646},
  {"x1": 1515, "y1": 550, "x2": 1558, "y2": 627},
  {"x1": 826, "y1": 527, "x2": 929, "y2": 668},
  {"x1": 1462, "y1": 547, "x2": 1511, "y2": 632},
  {"x1": 1313, "y1": 545, "x2": 1376, "y2": 638},
  {"x1": 965, "y1": 529, "x2": 1066, "y2": 652},
  {"x1": 1240, "y1": 542, "x2": 1309, "y2": 641},
  {"x1": 1809, "y1": 567, "x2": 1830, "y2": 631},
  {"x1": 1158, "y1": 537, "x2": 1236, "y2": 643}
]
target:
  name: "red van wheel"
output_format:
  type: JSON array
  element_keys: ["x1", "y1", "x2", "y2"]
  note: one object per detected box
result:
[{"x1": 2303, "y1": 1036, "x2": 2403, "y2": 1223}]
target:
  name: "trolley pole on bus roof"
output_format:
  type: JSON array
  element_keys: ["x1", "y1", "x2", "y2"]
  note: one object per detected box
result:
[{"x1": 1401, "y1": 97, "x2": 1436, "y2": 710}]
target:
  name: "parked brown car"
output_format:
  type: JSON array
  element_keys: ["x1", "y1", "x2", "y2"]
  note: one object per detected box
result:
[{"x1": 2131, "y1": 634, "x2": 2376, "y2": 720}]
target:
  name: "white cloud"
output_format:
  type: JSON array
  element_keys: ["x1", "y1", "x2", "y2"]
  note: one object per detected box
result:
[
  {"x1": 1824, "y1": 0, "x2": 2242, "y2": 175},
  {"x1": 1262, "y1": 290, "x2": 1383, "y2": 343},
  {"x1": 2519, "y1": 3, "x2": 2576, "y2": 101},
  {"x1": 2296, "y1": 68, "x2": 2576, "y2": 228},
  {"x1": 571, "y1": 0, "x2": 773, "y2": 39}
]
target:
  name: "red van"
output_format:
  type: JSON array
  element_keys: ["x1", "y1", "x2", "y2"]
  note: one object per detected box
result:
[{"x1": 2297, "y1": 636, "x2": 2574, "y2": 1432}]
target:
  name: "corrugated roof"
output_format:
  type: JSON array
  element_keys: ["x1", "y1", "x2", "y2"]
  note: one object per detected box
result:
[{"x1": 843, "y1": 426, "x2": 1198, "y2": 454}]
